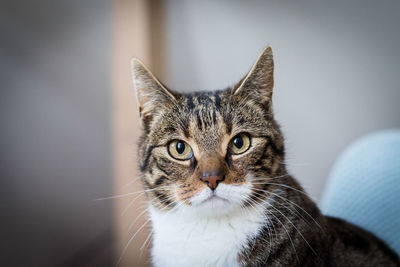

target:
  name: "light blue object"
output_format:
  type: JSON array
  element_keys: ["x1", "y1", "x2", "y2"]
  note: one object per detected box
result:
[{"x1": 321, "y1": 129, "x2": 400, "y2": 256}]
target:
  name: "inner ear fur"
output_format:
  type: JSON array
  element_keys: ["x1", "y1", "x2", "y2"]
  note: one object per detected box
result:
[{"x1": 131, "y1": 58, "x2": 177, "y2": 126}]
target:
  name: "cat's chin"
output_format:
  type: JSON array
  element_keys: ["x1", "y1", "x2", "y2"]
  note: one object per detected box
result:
[
  {"x1": 181, "y1": 183, "x2": 252, "y2": 218},
  {"x1": 181, "y1": 199, "x2": 238, "y2": 218},
  {"x1": 192, "y1": 195, "x2": 234, "y2": 216}
]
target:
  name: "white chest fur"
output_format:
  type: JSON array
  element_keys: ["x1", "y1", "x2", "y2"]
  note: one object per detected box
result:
[{"x1": 149, "y1": 205, "x2": 266, "y2": 267}]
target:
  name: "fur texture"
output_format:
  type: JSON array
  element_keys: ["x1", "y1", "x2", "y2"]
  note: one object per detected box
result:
[{"x1": 131, "y1": 46, "x2": 400, "y2": 266}]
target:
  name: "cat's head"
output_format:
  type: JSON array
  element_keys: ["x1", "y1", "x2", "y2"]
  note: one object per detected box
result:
[{"x1": 132, "y1": 46, "x2": 286, "y2": 217}]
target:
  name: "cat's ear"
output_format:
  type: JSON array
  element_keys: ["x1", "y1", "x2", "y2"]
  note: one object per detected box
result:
[
  {"x1": 131, "y1": 58, "x2": 177, "y2": 127},
  {"x1": 233, "y1": 45, "x2": 274, "y2": 102}
]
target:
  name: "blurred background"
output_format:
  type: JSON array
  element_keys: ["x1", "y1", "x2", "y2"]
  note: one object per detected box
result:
[{"x1": 1, "y1": 0, "x2": 399, "y2": 266}]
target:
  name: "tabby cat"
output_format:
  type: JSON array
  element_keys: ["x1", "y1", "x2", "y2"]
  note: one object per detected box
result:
[{"x1": 131, "y1": 46, "x2": 399, "y2": 266}]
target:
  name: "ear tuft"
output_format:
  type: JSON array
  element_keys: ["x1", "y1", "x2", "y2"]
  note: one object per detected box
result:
[
  {"x1": 131, "y1": 58, "x2": 177, "y2": 127},
  {"x1": 234, "y1": 45, "x2": 274, "y2": 101}
]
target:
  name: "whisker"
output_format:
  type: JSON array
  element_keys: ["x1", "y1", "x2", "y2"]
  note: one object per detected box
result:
[
  {"x1": 244, "y1": 197, "x2": 300, "y2": 266},
  {"x1": 121, "y1": 192, "x2": 145, "y2": 217},
  {"x1": 264, "y1": 196, "x2": 309, "y2": 228},
  {"x1": 95, "y1": 186, "x2": 175, "y2": 201},
  {"x1": 127, "y1": 195, "x2": 177, "y2": 233},
  {"x1": 123, "y1": 176, "x2": 143, "y2": 188},
  {"x1": 252, "y1": 192, "x2": 319, "y2": 260},
  {"x1": 242, "y1": 199, "x2": 277, "y2": 262},
  {"x1": 250, "y1": 182, "x2": 310, "y2": 198},
  {"x1": 140, "y1": 229, "x2": 153, "y2": 252},
  {"x1": 127, "y1": 208, "x2": 150, "y2": 233},
  {"x1": 119, "y1": 200, "x2": 184, "y2": 266},
  {"x1": 253, "y1": 188, "x2": 323, "y2": 231},
  {"x1": 238, "y1": 199, "x2": 273, "y2": 260},
  {"x1": 117, "y1": 217, "x2": 152, "y2": 266},
  {"x1": 249, "y1": 174, "x2": 289, "y2": 181}
]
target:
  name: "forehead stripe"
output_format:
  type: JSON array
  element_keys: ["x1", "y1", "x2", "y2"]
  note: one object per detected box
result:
[
  {"x1": 194, "y1": 109, "x2": 203, "y2": 130},
  {"x1": 186, "y1": 95, "x2": 195, "y2": 109},
  {"x1": 214, "y1": 93, "x2": 222, "y2": 111}
]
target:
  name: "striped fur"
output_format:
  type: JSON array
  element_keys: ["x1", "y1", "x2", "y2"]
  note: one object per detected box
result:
[{"x1": 131, "y1": 46, "x2": 399, "y2": 266}]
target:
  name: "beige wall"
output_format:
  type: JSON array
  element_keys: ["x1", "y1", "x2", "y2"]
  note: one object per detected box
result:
[{"x1": 112, "y1": 0, "x2": 165, "y2": 266}]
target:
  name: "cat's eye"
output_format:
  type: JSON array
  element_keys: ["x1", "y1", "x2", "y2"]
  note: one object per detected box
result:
[
  {"x1": 168, "y1": 140, "x2": 193, "y2": 160},
  {"x1": 229, "y1": 133, "x2": 251, "y2": 155}
]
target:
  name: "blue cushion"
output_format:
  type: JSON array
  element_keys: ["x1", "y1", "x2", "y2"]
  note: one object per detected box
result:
[{"x1": 321, "y1": 130, "x2": 400, "y2": 256}]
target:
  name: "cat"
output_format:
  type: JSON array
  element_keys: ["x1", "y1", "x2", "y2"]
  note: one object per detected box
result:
[{"x1": 131, "y1": 46, "x2": 400, "y2": 266}]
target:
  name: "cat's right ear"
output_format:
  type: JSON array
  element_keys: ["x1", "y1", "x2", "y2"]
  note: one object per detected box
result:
[{"x1": 131, "y1": 58, "x2": 177, "y2": 128}]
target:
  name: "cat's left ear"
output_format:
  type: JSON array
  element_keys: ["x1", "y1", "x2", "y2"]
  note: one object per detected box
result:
[
  {"x1": 233, "y1": 45, "x2": 274, "y2": 102},
  {"x1": 131, "y1": 58, "x2": 177, "y2": 128}
]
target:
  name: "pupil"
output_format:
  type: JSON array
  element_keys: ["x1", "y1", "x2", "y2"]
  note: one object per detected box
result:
[
  {"x1": 234, "y1": 136, "x2": 243, "y2": 148},
  {"x1": 176, "y1": 141, "x2": 185, "y2": 154}
]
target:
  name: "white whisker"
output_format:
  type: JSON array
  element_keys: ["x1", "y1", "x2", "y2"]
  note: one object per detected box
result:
[
  {"x1": 117, "y1": 217, "x2": 152, "y2": 266},
  {"x1": 121, "y1": 192, "x2": 145, "y2": 217},
  {"x1": 253, "y1": 187, "x2": 323, "y2": 230},
  {"x1": 246, "y1": 195, "x2": 300, "y2": 265},
  {"x1": 252, "y1": 191, "x2": 319, "y2": 260},
  {"x1": 95, "y1": 186, "x2": 175, "y2": 201},
  {"x1": 250, "y1": 182, "x2": 310, "y2": 198}
]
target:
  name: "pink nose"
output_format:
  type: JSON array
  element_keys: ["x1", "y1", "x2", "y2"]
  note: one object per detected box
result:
[{"x1": 201, "y1": 174, "x2": 224, "y2": 190}]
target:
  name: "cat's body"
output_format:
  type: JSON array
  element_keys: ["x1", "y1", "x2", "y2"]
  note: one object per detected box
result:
[
  {"x1": 131, "y1": 46, "x2": 399, "y2": 266},
  {"x1": 149, "y1": 181, "x2": 398, "y2": 267}
]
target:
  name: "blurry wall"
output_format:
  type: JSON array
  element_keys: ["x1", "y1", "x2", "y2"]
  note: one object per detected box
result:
[
  {"x1": 164, "y1": 0, "x2": 400, "y2": 202},
  {"x1": 112, "y1": 0, "x2": 157, "y2": 266},
  {"x1": 0, "y1": 0, "x2": 112, "y2": 266}
]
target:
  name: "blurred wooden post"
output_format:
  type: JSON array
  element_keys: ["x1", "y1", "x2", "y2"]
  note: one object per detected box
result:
[{"x1": 112, "y1": 0, "x2": 164, "y2": 266}]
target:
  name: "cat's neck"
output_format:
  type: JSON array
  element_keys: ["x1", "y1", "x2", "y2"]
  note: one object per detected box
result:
[{"x1": 149, "y1": 201, "x2": 268, "y2": 267}]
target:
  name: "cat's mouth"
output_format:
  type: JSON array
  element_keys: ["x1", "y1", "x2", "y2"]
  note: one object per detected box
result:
[
  {"x1": 189, "y1": 187, "x2": 231, "y2": 207},
  {"x1": 184, "y1": 183, "x2": 252, "y2": 216},
  {"x1": 200, "y1": 193, "x2": 229, "y2": 204}
]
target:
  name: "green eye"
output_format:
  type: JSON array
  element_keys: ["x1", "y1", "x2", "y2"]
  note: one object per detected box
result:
[
  {"x1": 229, "y1": 133, "x2": 251, "y2": 155},
  {"x1": 168, "y1": 140, "x2": 193, "y2": 160}
]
